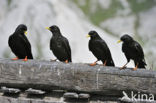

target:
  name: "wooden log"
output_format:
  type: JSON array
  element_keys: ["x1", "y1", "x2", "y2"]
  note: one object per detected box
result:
[{"x1": 0, "y1": 58, "x2": 156, "y2": 96}]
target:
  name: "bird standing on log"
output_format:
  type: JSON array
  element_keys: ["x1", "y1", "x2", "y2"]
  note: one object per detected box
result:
[
  {"x1": 118, "y1": 34, "x2": 146, "y2": 70},
  {"x1": 87, "y1": 31, "x2": 115, "y2": 66},
  {"x1": 8, "y1": 24, "x2": 33, "y2": 61},
  {"x1": 46, "y1": 25, "x2": 72, "y2": 63}
]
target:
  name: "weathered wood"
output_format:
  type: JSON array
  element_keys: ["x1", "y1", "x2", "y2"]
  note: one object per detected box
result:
[{"x1": 0, "y1": 58, "x2": 156, "y2": 96}]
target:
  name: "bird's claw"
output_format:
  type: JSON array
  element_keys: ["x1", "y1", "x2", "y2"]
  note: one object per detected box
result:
[
  {"x1": 133, "y1": 67, "x2": 138, "y2": 71},
  {"x1": 120, "y1": 66, "x2": 126, "y2": 70},
  {"x1": 103, "y1": 60, "x2": 107, "y2": 66},
  {"x1": 65, "y1": 60, "x2": 68, "y2": 63},
  {"x1": 89, "y1": 62, "x2": 97, "y2": 66},
  {"x1": 12, "y1": 57, "x2": 19, "y2": 60},
  {"x1": 23, "y1": 59, "x2": 28, "y2": 61},
  {"x1": 133, "y1": 63, "x2": 138, "y2": 71},
  {"x1": 22, "y1": 56, "x2": 28, "y2": 62}
]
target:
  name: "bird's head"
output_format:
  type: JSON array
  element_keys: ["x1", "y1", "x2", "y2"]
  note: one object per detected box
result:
[
  {"x1": 117, "y1": 34, "x2": 133, "y2": 44},
  {"x1": 46, "y1": 25, "x2": 60, "y2": 34},
  {"x1": 15, "y1": 24, "x2": 27, "y2": 35},
  {"x1": 87, "y1": 30, "x2": 100, "y2": 39}
]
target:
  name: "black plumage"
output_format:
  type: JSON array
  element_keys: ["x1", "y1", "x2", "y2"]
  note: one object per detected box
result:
[
  {"x1": 119, "y1": 34, "x2": 146, "y2": 70},
  {"x1": 87, "y1": 31, "x2": 115, "y2": 66},
  {"x1": 8, "y1": 24, "x2": 33, "y2": 61},
  {"x1": 46, "y1": 25, "x2": 72, "y2": 63}
]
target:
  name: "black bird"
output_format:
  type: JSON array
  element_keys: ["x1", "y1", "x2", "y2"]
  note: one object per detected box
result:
[
  {"x1": 46, "y1": 25, "x2": 72, "y2": 63},
  {"x1": 118, "y1": 34, "x2": 146, "y2": 70},
  {"x1": 8, "y1": 24, "x2": 33, "y2": 61},
  {"x1": 87, "y1": 31, "x2": 115, "y2": 66}
]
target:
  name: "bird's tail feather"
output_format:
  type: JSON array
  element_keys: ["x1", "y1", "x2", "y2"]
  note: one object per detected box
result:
[
  {"x1": 138, "y1": 61, "x2": 146, "y2": 69},
  {"x1": 69, "y1": 59, "x2": 72, "y2": 62},
  {"x1": 109, "y1": 60, "x2": 115, "y2": 66},
  {"x1": 28, "y1": 54, "x2": 33, "y2": 59}
]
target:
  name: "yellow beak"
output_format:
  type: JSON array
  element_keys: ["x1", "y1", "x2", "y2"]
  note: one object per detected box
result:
[
  {"x1": 45, "y1": 27, "x2": 50, "y2": 30},
  {"x1": 86, "y1": 34, "x2": 90, "y2": 38},
  {"x1": 24, "y1": 31, "x2": 27, "y2": 35},
  {"x1": 117, "y1": 40, "x2": 122, "y2": 43}
]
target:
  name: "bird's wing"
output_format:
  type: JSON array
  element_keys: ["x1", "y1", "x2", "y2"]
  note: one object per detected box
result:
[
  {"x1": 133, "y1": 41, "x2": 144, "y2": 59},
  {"x1": 62, "y1": 37, "x2": 72, "y2": 62},
  {"x1": 9, "y1": 35, "x2": 27, "y2": 57},
  {"x1": 50, "y1": 37, "x2": 53, "y2": 50},
  {"x1": 20, "y1": 35, "x2": 33, "y2": 59},
  {"x1": 122, "y1": 43, "x2": 130, "y2": 62},
  {"x1": 89, "y1": 40, "x2": 105, "y2": 55},
  {"x1": 88, "y1": 40, "x2": 94, "y2": 51},
  {"x1": 98, "y1": 40, "x2": 110, "y2": 55},
  {"x1": 94, "y1": 40, "x2": 112, "y2": 59}
]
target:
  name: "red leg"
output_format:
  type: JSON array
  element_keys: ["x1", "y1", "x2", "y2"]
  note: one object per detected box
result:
[
  {"x1": 65, "y1": 60, "x2": 68, "y2": 63},
  {"x1": 133, "y1": 63, "x2": 138, "y2": 71},
  {"x1": 90, "y1": 60, "x2": 98, "y2": 66},
  {"x1": 23, "y1": 56, "x2": 28, "y2": 61},
  {"x1": 103, "y1": 60, "x2": 107, "y2": 66},
  {"x1": 120, "y1": 62, "x2": 129, "y2": 70},
  {"x1": 12, "y1": 57, "x2": 19, "y2": 60}
]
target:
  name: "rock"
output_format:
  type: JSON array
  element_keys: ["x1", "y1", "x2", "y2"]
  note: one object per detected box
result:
[
  {"x1": 79, "y1": 93, "x2": 90, "y2": 99},
  {"x1": 1, "y1": 87, "x2": 20, "y2": 94},
  {"x1": 63, "y1": 92, "x2": 78, "y2": 99},
  {"x1": 25, "y1": 88, "x2": 45, "y2": 95}
]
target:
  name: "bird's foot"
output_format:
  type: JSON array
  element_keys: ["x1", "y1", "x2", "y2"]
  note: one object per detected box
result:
[
  {"x1": 133, "y1": 67, "x2": 138, "y2": 71},
  {"x1": 65, "y1": 60, "x2": 68, "y2": 63},
  {"x1": 103, "y1": 60, "x2": 107, "y2": 66},
  {"x1": 50, "y1": 59, "x2": 57, "y2": 62},
  {"x1": 120, "y1": 62, "x2": 129, "y2": 70},
  {"x1": 89, "y1": 62, "x2": 97, "y2": 66},
  {"x1": 23, "y1": 56, "x2": 28, "y2": 62},
  {"x1": 133, "y1": 63, "x2": 138, "y2": 71},
  {"x1": 120, "y1": 66, "x2": 126, "y2": 70},
  {"x1": 12, "y1": 57, "x2": 19, "y2": 60}
]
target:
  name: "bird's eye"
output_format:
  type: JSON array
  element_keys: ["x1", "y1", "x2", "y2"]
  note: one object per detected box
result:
[{"x1": 53, "y1": 27, "x2": 56, "y2": 30}]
